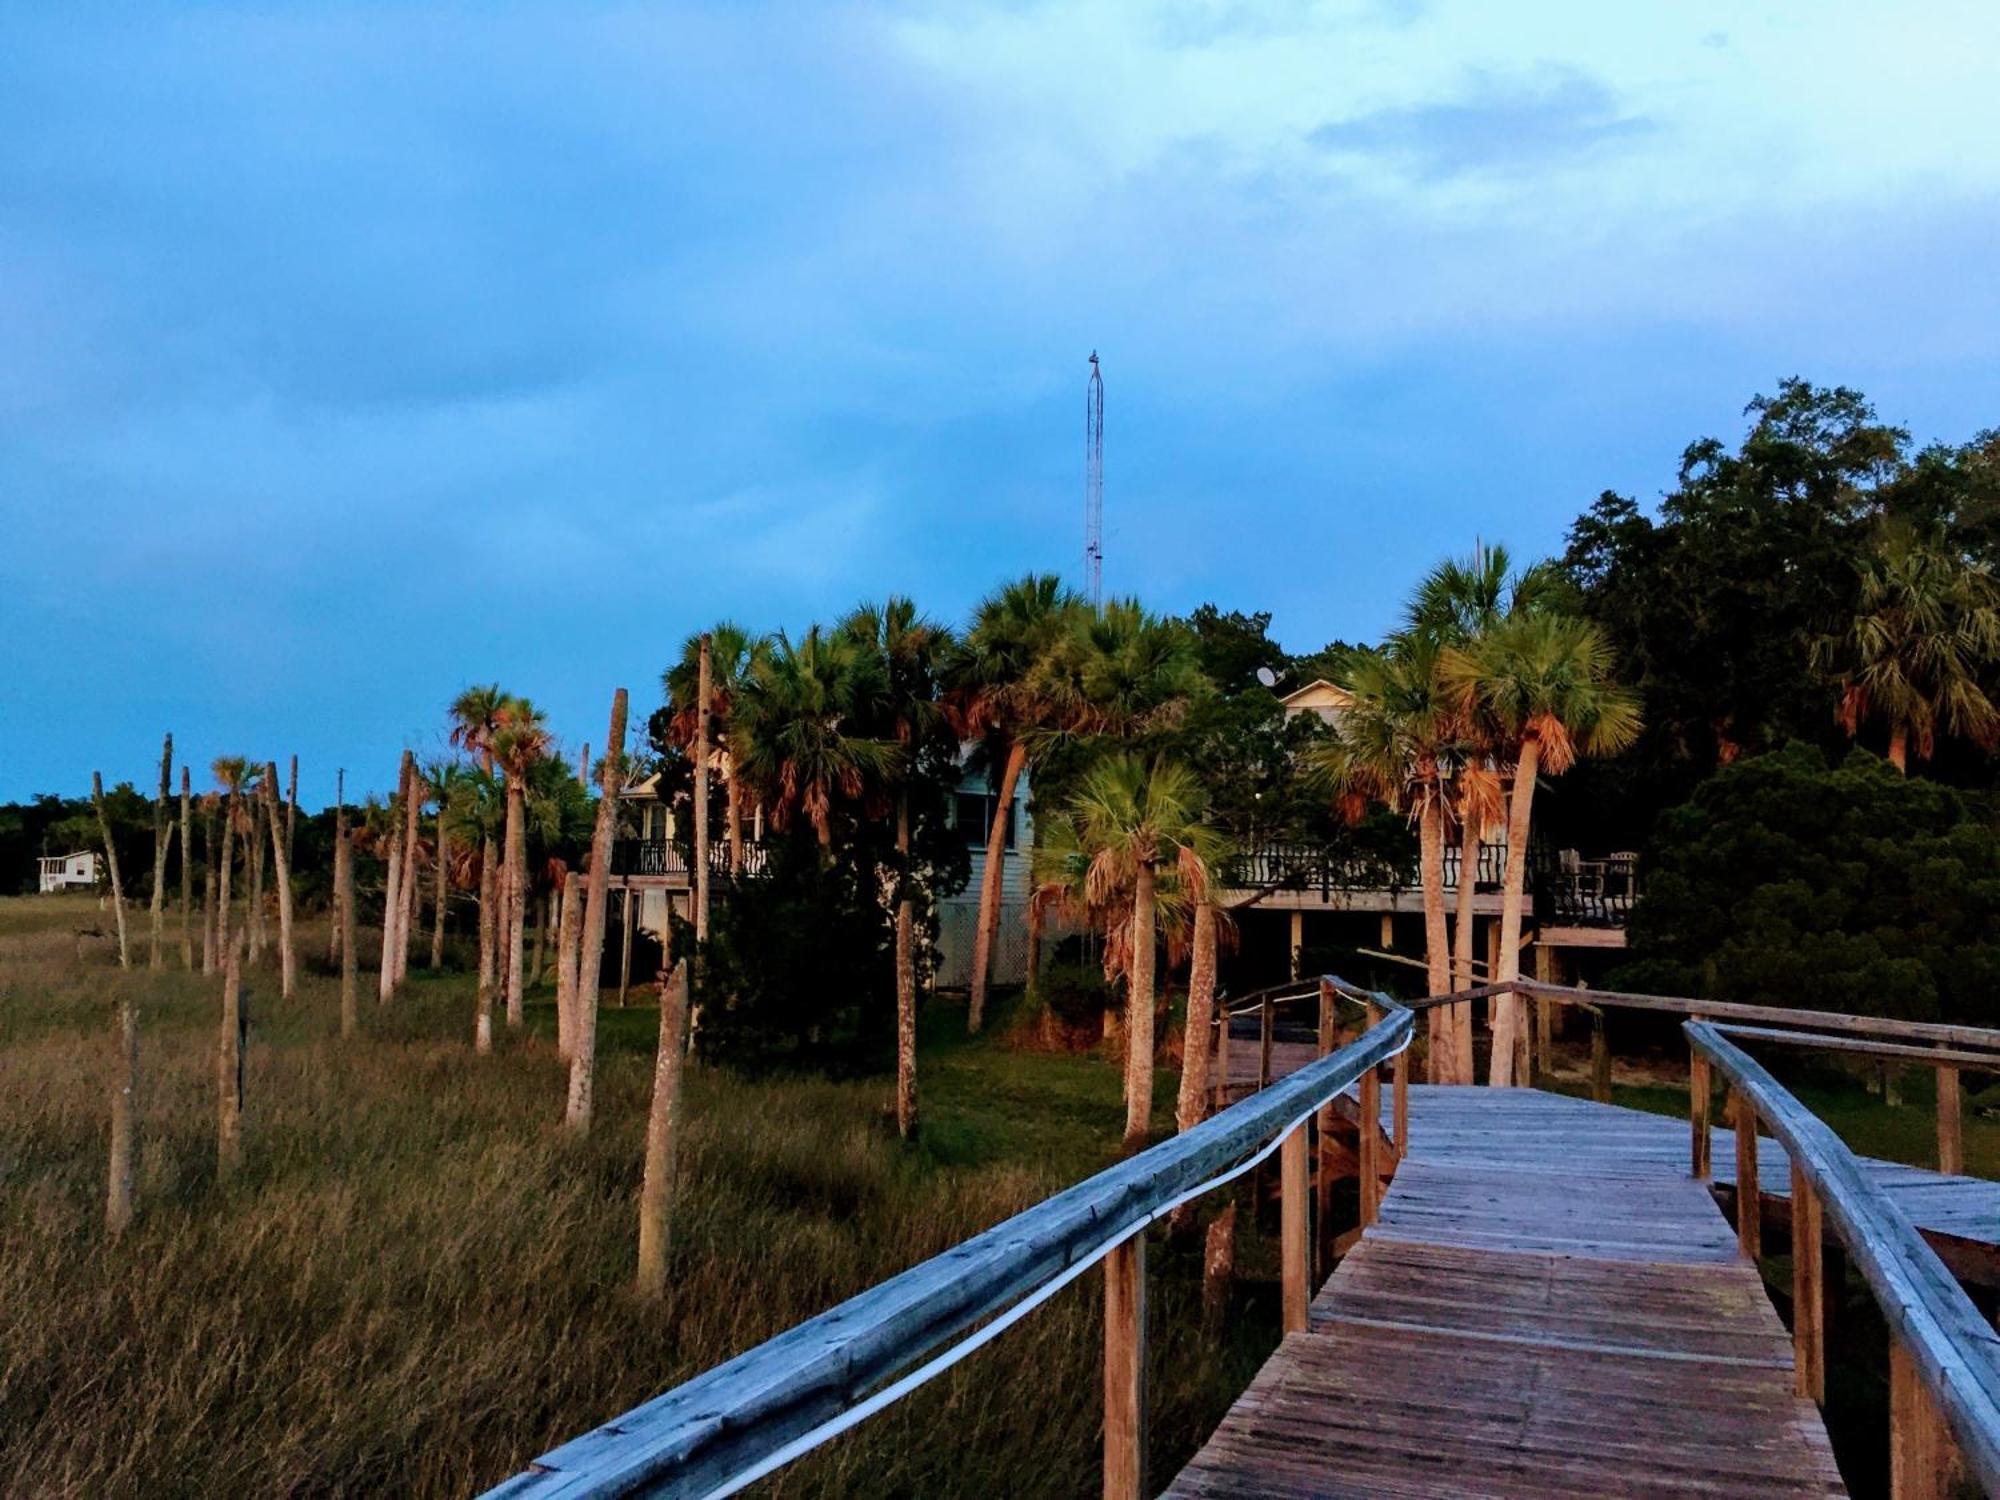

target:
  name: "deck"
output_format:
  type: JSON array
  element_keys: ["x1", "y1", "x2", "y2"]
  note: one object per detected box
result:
[{"x1": 1166, "y1": 1086, "x2": 1851, "y2": 1497}]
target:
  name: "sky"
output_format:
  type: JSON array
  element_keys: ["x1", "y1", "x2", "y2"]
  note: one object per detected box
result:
[{"x1": 4, "y1": 1, "x2": 1998, "y2": 806}]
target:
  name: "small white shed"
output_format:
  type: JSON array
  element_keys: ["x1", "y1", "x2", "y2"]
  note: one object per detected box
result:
[{"x1": 38, "y1": 851, "x2": 99, "y2": 893}]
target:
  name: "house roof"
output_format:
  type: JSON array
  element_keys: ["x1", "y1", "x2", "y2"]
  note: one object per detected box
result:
[{"x1": 1277, "y1": 678, "x2": 1353, "y2": 713}]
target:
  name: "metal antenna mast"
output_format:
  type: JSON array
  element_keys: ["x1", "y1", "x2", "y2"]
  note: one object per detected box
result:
[{"x1": 1084, "y1": 351, "x2": 1104, "y2": 604}]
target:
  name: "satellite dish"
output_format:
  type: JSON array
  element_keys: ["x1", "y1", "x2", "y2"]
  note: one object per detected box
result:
[{"x1": 1255, "y1": 666, "x2": 1280, "y2": 689}]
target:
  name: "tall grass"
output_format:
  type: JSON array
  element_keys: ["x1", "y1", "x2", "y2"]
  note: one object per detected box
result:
[{"x1": 0, "y1": 895, "x2": 1274, "y2": 1497}]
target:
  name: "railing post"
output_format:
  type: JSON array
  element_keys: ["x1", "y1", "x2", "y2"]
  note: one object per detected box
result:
[
  {"x1": 1314, "y1": 982, "x2": 1335, "y2": 1278},
  {"x1": 1791, "y1": 1162, "x2": 1824, "y2": 1403},
  {"x1": 1359, "y1": 1005, "x2": 1383, "y2": 1231},
  {"x1": 1937, "y1": 1063, "x2": 1963, "y2": 1176},
  {"x1": 1889, "y1": 1336, "x2": 1951, "y2": 1500},
  {"x1": 1689, "y1": 1018, "x2": 1710, "y2": 1180},
  {"x1": 1733, "y1": 1091, "x2": 1761, "y2": 1260},
  {"x1": 1259, "y1": 997, "x2": 1274, "y2": 1091},
  {"x1": 1590, "y1": 1009, "x2": 1611, "y2": 1104},
  {"x1": 1392, "y1": 1044, "x2": 1409, "y2": 1168},
  {"x1": 1103, "y1": 1235, "x2": 1147, "y2": 1500},
  {"x1": 1280, "y1": 1121, "x2": 1309, "y2": 1333},
  {"x1": 1211, "y1": 1004, "x2": 1231, "y2": 1115}
]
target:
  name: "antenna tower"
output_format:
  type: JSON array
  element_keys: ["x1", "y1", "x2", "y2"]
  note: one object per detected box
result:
[{"x1": 1084, "y1": 351, "x2": 1104, "y2": 604}]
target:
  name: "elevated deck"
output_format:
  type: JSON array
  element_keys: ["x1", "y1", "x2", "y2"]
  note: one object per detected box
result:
[{"x1": 1166, "y1": 1086, "x2": 1850, "y2": 1498}]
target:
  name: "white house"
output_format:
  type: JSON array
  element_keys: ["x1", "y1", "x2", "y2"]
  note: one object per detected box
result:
[
  {"x1": 37, "y1": 851, "x2": 98, "y2": 893},
  {"x1": 933, "y1": 761, "x2": 1038, "y2": 988},
  {"x1": 1277, "y1": 677, "x2": 1353, "y2": 725}
]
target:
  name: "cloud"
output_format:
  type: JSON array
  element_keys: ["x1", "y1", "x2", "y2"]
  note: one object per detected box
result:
[{"x1": 1309, "y1": 67, "x2": 1653, "y2": 181}]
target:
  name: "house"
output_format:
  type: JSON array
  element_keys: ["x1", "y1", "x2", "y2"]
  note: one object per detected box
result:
[
  {"x1": 932, "y1": 761, "x2": 1038, "y2": 988},
  {"x1": 37, "y1": 851, "x2": 98, "y2": 893},
  {"x1": 1277, "y1": 677, "x2": 1353, "y2": 725}
]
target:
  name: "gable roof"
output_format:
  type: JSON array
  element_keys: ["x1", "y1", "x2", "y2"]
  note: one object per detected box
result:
[{"x1": 1277, "y1": 678, "x2": 1353, "y2": 714}]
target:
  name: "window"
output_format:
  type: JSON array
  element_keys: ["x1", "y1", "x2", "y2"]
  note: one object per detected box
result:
[{"x1": 955, "y1": 791, "x2": 1017, "y2": 850}]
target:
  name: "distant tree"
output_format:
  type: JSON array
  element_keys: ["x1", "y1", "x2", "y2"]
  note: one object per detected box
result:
[
  {"x1": 448, "y1": 684, "x2": 511, "y2": 1000},
  {"x1": 663, "y1": 624, "x2": 768, "y2": 877},
  {"x1": 259, "y1": 761, "x2": 297, "y2": 1000},
  {"x1": 491, "y1": 700, "x2": 552, "y2": 1031},
  {"x1": 566, "y1": 688, "x2": 627, "y2": 1132},
  {"x1": 1813, "y1": 522, "x2": 2000, "y2": 772},
  {"x1": 148, "y1": 733, "x2": 172, "y2": 970},
  {"x1": 1616, "y1": 744, "x2": 2000, "y2": 1023}
]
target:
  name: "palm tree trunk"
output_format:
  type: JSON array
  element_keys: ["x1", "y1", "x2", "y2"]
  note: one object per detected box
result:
[
  {"x1": 431, "y1": 822, "x2": 449, "y2": 969},
  {"x1": 215, "y1": 797, "x2": 235, "y2": 969},
  {"x1": 91, "y1": 772, "x2": 130, "y2": 969},
  {"x1": 1123, "y1": 859, "x2": 1158, "y2": 1151},
  {"x1": 504, "y1": 782, "x2": 528, "y2": 1029},
  {"x1": 636, "y1": 959, "x2": 691, "y2": 1299},
  {"x1": 218, "y1": 941, "x2": 245, "y2": 1178},
  {"x1": 1418, "y1": 789, "x2": 1452, "y2": 1082},
  {"x1": 1489, "y1": 739, "x2": 1541, "y2": 1087},
  {"x1": 567, "y1": 688, "x2": 628, "y2": 1132},
  {"x1": 1447, "y1": 800, "x2": 1481, "y2": 1083},
  {"x1": 261, "y1": 762, "x2": 297, "y2": 1001},
  {"x1": 555, "y1": 870, "x2": 584, "y2": 1061},
  {"x1": 107, "y1": 996, "x2": 138, "y2": 1240},
  {"x1": 336, "y1": 815, "x2": 358, "y2": 1040},
  {"x1": 1888, "y1": 723, "x2": 1909, "y2": 773},
  {"x1": 379, "y1": 758, "x2": 406, "y2": 1004},
  {"x1": 727, "y1": 776, "x2": 743, "y2": 877},
  {"x1": 532, "y1": 892, "x2": 549, "y2": 988},
  {"x1": 330, "y1": 769, "x2": 346, "y2": 965},
  {"x1": 1175, "y1": 901, "x2": 1218, "y2": 1134},
  {"x1": 395, "y1": 763, "x2": 421, "y2": 987},
  {"x1": 149, "y1": 732, "x2": 172, "y2": 969},
  {"x1": 895, "y1": 792, "x2": 917, "y2": 1141},
  {"x1": 179, "y1": 767, "x2": 194, "y2": 971},
  {"x1": 284, "y1": 754, "x2": 298, "y2": 868},
  {"x1": 968, "y1": 739, "x2": 1027, "y2": 1034},
  {"x1": 694, "y1": 634, "x2": 712, "y2": 942},
  {"x1": 247, "y1": 794, "x2": 267, "y2": 964},
  {"x1": 475, "y1": 847, "x2": 497, "y2": 1054}
]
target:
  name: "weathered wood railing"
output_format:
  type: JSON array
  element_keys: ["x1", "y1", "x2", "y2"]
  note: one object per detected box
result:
[
  {"x1": 483, "y1": 980, "x2": 1414, "y2": 1500},
  {"x1": 1688, "y1": 1022, "x2": 2000, "y2": 1500}
]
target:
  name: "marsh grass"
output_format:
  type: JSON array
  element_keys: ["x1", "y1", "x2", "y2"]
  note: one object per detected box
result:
[{"x1": 0, "y1": 895, "x2": 1275, "y2": 1498}]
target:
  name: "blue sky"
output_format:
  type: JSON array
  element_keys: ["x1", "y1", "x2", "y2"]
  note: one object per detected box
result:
[{"x1": 4, "y1": 2, "x2": 1997, "y2": 806}]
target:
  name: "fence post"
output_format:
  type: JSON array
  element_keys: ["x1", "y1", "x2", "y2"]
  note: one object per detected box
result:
[
  {"x1": 1791, "y1": 1162, "x2": 1824, "y2": 1403},
  {"x1": 1937, "y1": 1063, "x2": 1963, "y2": 1176},
  {"x1": 1889, "y1": 1337, "x2": 1951, "y2": 1500},
  {"x1": 1591, "y1": 1009, "x2": 1611, "y2": 1103},
  {"x1": 1733, "y1": 1091, "x2": 1761, "y2": 1260},
  {"x1": 1280, "y1": 1122, "x2": 1309, "y2": 1333},
  {"x1": 1689, "y1": 1018, "x2": 1710, "y2": 1180},
  {"x1": 1392, "y1": 1042, "x2": 1409, "y2": 1168},
  {"x1": 1103, "y1": 1235, "x2": 1147, "y2": 1500}
]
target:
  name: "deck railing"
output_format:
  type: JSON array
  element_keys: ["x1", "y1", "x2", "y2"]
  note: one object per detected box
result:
[
  {"x1": 608, "y1": 840, "x2": 769, "y2": 881},
  {"x1": 482, "y1": 979, "x2": 1414, "y2": 1500}
]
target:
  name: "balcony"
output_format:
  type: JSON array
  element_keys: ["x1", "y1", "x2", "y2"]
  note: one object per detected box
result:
[
  {"x1": 608, "y1": 840, "x2": 769, "y2": 881},
  {"x1": 1222, "y1": 839, "x2": 1509, "y2": 901}
]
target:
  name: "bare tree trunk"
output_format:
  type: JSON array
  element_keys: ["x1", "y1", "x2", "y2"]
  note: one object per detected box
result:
[
  {"x1": 1418, "y1": 789, "x2": 1453, "y2": 1082},
  {"x1": 1201, "y1": 1202, "x2": 1236, "y2": 1334},
  {"x1": 179, "y1": 767, "x2": 194, "y2": 970},
  {"x1": 260, "y1": 762, "x2": 297, "y2": 1001},
  {"x1": 431, "y1": 817, "x2": 449, "y2": 970},
  {"x1": 968, "y1": 738, "x2": 1026, "y2": 1034},
  {"x1": 567, "y1": 688, "x2": 628, "y2": 1131},
  {"x1": 475, "y1": 847, "x2": 497, "y2": 1054},
  {"x1": 379, "y1": 753, "x2": 408, "y2": 1003},
  {"x1": 532, "y1": 892, "x2": 550, "y2": 988},
  {"x1": 1123, "y1": 859, "x2": 1158, "y2": 1151},
  {"x1": 694, "y1": 635, "x2": 712, "y2": 942},
  {"x1": 503, "y1": 781, "x2": 527, "y2": 1030},
  {"x1": 247, "y1": 792, "x2": 267, "y2": 964},
  {"x1": 336, "y1": 781, "x2": 357, "y2": 1040},
  {"x1": 216, "y1": 792, "x2": 236, "y2": 964},
  {"x1": 284, "y1": 754, "x2": 298, "y2": 868},
  {"x1": 1447, "y1": 802, "x2": 1481, "y2": 1081},
  {"x1": 91, "y1": 772, "x2": 130, "y2": 969},
  {"x1": 1489, "y1": 739, "x2": 1541, "y2": 1087},
  {"x1": 218, "y1": 941, "x2": 246, "y2": 1177},
  {"x1": 727, "y1": 776, "x2": 743, "y2": 877},
  {"x1": 149, "y1": 732, "x2": 172, "y2": 969},
  {"x1": 1176, "y1": 902, "x2": 1218, "y2": 1135},
  {"x1": 555, "y1": 871, "x2": 583, "y2": 1061},
  {"x1": 395, "y1": 761, "x2": 421, "y2": 987},
  {"x1": 895, "y1": 793, "x2": 917, "y2": 1140},
  {"x1": 636, "y1": 960, "x2": 690, "y2": 1299},
  {"x1": 107, "y1": 997, "x2": 138, "y2": 1240}
]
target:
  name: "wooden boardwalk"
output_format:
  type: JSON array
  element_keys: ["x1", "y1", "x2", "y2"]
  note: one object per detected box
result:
[{"x1": 1164, "y1": 1087, "x2": 1851, "y2": 1498}]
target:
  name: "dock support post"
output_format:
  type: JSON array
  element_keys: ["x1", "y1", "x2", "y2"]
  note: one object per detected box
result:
[
  {"x1": 1889, "y1": 1337, "x2": 1953, "y2": 1500},
  {"x1": 1689, "y1": 1022, "x2": 1710, "y2": 1180},
  {"x1": 1104, "y1": 1235, "x2": 1147, "y2": 1500},
  {"x1": 1288, "y1": 910, "x2": 1302, "y2": 980},
  {"x1": 1937, "y1": 1063, "x2": 1962, "y2": 1175},
  {"x1": 1591, "y1": 1009, "x2": 1611, "y2": 1103},
  {"x1": 1733, "y1": 1091, "x2": 1761, "y2": 1260},
  {"x1": 1280, "y1": 1122, "x2": 1309, "y2": 1333},
  {"x1": 1791, "y1": 1163, "x2": 1824, "y2": 1403}
]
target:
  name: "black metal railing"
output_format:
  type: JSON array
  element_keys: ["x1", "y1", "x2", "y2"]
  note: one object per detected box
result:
[
  {"x1": 1222, "y1": 839, "x2": 1510, "y2": 900},
  {"x1": 1531, "y1": 851, "x2": 1640, "y2": 928},
  {"x1": 608, "y1": 840, "x2": 769, "y2": 880}
]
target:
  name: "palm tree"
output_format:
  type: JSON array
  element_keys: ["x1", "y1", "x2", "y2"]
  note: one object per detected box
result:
[
  {"x1": 492, "y1": 698, "x2": 553, "y2": 1030},
  {"x1": 446, "y1": 768, "x2": 506, "y2": 1052},
  {"x1": 567, "y1": 687, "x2": 628, "y2": 1132},
  {"x1": 949, "y1": 574, "x2": 1089, "y2": 1031},
  {"x1": 1033, "y1": 753, "x2": 1212, "y2": 1151},
  {"x1": 842, "y1": 597, "x2": 955, "y2": 1141},
  {"x1": 148, "y1": 733, "x2": 172, "y2": 970},
  {"x1": 1815, "y1": 523, "x2": 2000, "y2": 772},
  {"x1": 1406, "y1": 546, "x2": 1547, "y2": 1077},
  {"x1": 1445, "y1": 612, "x2": 1640, "y2": 1085},
  {"x1": 665, "y1": 624, "x2": 768, "y2": 877},
  {"x1": 258, "y1": 761, "x2": 297, "y2": 1000},
  {"x1": 731, "y1": 626, "x2": 900, "y2": 852},
  {"x1": 210, "y1": 757, "x2": 260, "y2": 961},
  {"x1": 1311, "y1": 638, "x2": 1464, "y2": 1081},
  {"x1": 449, "y1": 684, "x2": 511, "y2": 997}
]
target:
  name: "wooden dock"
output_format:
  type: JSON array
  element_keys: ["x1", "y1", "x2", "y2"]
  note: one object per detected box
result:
[{"x1": 1164, "y1": 1087, "x2": 1851, "y2": 1498}]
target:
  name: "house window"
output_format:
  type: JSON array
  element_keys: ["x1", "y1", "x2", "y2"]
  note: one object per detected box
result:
[{"x1": 955, "y1": 791, "x2": 1017, "y2": 850}]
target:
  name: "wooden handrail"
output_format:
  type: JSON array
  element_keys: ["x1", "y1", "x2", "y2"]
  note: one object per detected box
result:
[
  {"x1": 1686, "y1": 1022, "x2": 2000, "y2": 1499},
  {"x1": 484, "y1": 990, "x2": 1414, "y2": 1500}
]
